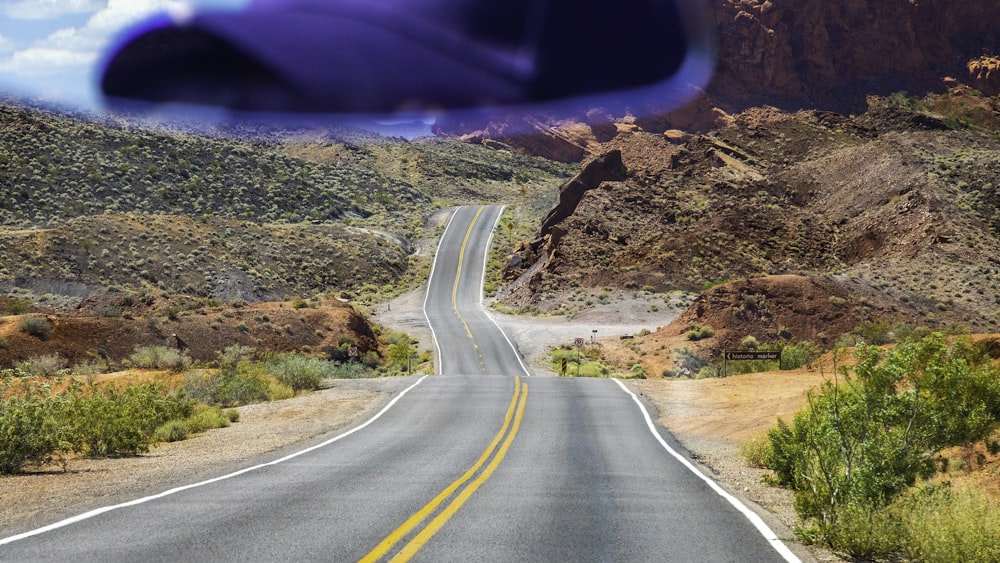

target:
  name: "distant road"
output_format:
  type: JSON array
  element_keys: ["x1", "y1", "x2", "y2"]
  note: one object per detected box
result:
[{"x1": 0, "y1": 205, "x2": 797, "y2": 562}]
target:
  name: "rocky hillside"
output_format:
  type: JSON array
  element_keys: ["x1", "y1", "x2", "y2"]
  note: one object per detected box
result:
[
  {"x1": 0, "y1": 103, "x2": 571, "y2": 305},
  {"x1": 499, "y1": 90, "x2": 1000, "y2": 344},
  {"x1": 0, "y1": 104, "x2": 571, "y2": 369}
]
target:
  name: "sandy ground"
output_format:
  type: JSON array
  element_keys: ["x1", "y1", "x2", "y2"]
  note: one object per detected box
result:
[{"x1": 1, "y1": 288, "x2": 841, "y2": 561}]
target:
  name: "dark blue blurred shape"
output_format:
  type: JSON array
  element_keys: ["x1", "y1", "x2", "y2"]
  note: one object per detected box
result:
[{"x1": 100, "y1": 0, "x2": 714, "y2": 118}]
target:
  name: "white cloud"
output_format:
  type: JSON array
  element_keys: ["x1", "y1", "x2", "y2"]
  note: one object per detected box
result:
[
  {"x1": 86, "y1": 1, "x2": 190, "y2": 37},
  {"x1": 0, "y1": 47, "x2": 96, "y2": 75},
  {"x1": 0, "y1": 0, "x2": 103, "y2": 20},
  {"x1": 0, "y1": 0, "x2": 187, "y2": 78},
  {"x1": 0, "y1": 32, "x2": 14, "y2": 53}
]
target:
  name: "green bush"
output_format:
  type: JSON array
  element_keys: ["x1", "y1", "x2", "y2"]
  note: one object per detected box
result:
[
  {"x1": 327, "y1": 361, "x2": 381, "y2": 379},
  {"x1": 129, "y1": 346, "x2": 192, "y2": 372},
  {"x1": 739, "y1": 433, "x2": 771, "y2": 469},
  {"x1": 64, "y1": 382, "x2": 193, "y2": 457},
  {"x1": 0, "y1": 379, "x2": 194, "y2": 471},
  {"x1": 153, "y1": 420, "x2": 189, "y2": 443},
  {"x1": 18, "y1": 316, "x2": 51, "y2": 339},
  {"x1": 0, "y1": 379, "x2": 71, "y2": 473},
  {"x1": 2, "y1": 299, "x2": 31, "y2": 315},
  {"x1": 184, "y1": 406, "x2": 231, "y2": 434},
  {"x1": 265, "y1": 353, "x2": 330, "y2": 391},
  {"x1": 685, "y1": 323, "x2": 715, "y2": 341},
  {"x1": 780, "y1": 341, "x2": 821, "y2": 370},
  {"x1": 765, "y1": 334, "x2": 1000, "y2": 556},
  {"x1": 896, "y1": 485, "x2": 1000, "y2": 562},
  {"x1": 185, "y1": 362, "x2": 270, "y2": 406},
  {"x1": 217, "y1": 344, "x2": 256, "y2": 367}
]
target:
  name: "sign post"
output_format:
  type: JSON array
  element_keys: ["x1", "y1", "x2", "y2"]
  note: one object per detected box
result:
[
  {"x1": 722, "y1": 350, "x2": 781, "y2": 377},
  {"x1": 574, "y1": 338, "x2": 585, "y2": 376}
]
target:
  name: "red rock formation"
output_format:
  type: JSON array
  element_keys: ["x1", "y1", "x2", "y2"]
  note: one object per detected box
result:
[{"x1": 712, "y1": 0, "x2": 1000, "y2": 107}]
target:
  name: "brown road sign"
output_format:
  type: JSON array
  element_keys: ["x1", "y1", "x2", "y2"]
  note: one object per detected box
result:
[{"x1": 724, "y1": 351, "x2": 780, "y2": 361}]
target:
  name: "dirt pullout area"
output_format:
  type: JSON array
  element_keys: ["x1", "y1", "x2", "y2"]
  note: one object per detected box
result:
[{"x1": 0, "y1": 376, "x2": 420, "y2": 538}]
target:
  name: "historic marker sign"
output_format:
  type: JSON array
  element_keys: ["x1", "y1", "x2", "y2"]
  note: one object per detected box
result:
[{"x1": 724, "y1": 351, "x2": 780, "y2": 361}]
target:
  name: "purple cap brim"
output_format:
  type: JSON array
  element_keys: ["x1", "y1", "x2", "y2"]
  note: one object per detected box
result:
[{"x1": 101, "y1": 1, "x2": 715, "y2": 123}]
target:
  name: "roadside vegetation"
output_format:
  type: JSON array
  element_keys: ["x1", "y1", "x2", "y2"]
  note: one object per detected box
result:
[
  {"x1": 0, "y1": 336, "x2": 427, "y2": 474},
  {"x1": 549, "y1": 344, "x2": 629, "y2": 378},
  {"x1": 746, "y1": 332, "x2": 1000, "y2": 560}
]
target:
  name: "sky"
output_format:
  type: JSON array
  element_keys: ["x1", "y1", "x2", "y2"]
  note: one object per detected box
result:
[{"x1": 0, "y1": 0, "x2": 246, "y2": 112}]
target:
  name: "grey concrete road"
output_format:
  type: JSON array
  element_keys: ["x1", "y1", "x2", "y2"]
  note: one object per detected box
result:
[{"x1": 0, "y1": 205, "x2": 797, "y2": 562}]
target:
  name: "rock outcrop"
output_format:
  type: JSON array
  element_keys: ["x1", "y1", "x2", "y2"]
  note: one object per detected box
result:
[{"x1": 501, "y1": 150, "x2": 627, "y2": 283}]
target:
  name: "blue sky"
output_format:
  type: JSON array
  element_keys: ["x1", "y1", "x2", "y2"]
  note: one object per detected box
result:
[{"x1": 0, "y1": 0, "x2": 246, "y2": 111}]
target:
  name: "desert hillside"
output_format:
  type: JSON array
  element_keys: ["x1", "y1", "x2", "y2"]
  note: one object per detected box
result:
[
  {"x1": 499, "y1": 91, "x2": 1000, "y2": 350},
  {"x1": 0, "y1": 104, "x2": 572, "y2": 369}
]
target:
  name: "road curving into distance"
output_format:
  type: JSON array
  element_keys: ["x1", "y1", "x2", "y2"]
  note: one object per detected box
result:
[{"x1": 0, "y1": 204, "x2": 799, "y2": 562}]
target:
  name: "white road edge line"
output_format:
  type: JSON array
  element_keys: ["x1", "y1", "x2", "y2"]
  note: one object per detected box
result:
[
  {"x1": 611, "y1": 378, "x2": 801, "y2": 563},
  {"x1": 477, "y1": 205, "x2": 533, "y2": 378},
  {"x1": 423, "y1": 207, "x2": 460, "y2": 376},
  {"x1": 0, "y1": 375, "x2": 430, "y2": 546}
]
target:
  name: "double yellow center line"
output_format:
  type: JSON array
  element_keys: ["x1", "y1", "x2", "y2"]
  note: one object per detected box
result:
[
  {"x1": 452, "y1": 206, "x2": 485, "y2": 342},
  {"x1": 360, "y1": 377, "x2": 528, "y2": 562}
]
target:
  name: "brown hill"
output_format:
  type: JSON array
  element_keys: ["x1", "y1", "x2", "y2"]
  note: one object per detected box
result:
[
  {"x1": 498, "y1": 92, "x2": 1000, "y2": 342},
  {"x1": 667, "y1": 274, "x2": 912, "y2": 352},
  {"x1": 0, "y1": 297, "x2": 377, "y2": 370}
]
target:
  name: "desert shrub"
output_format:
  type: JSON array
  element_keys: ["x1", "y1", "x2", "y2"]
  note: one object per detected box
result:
[
  {"x1": 853, "y1": 319, "x2": 895, "y2": 345},
  {"x1": 225, "y1": 408, "x2": 240, "y2": 423},
  {"x1": 387, "y1": 339, "x2": 413, "y2": 372},
  {"x1": 673, "y1": 346, "x2": 706, "y2": 373},
  {"x1": 129, "y1": 346, "x2": 191, "y2": 372},
  {"x1": 780, "y1": 341, "x2": 821, "y2": 370},
  {"x1": 685, "y1": 323, "x2": 714, "y2": 341},
  {"x1": 267, "y1": 379, "x2": 295, "y2": 400},
  {"x1": 185, "y1": 362, "x2": 271, "y2": 406},
  {"x1": 153, "y1": 420, "x2": 189, "y2": 443},
  {"x1": 896, "y1": 484, "x2": 1000, "y2": 562},
  {"x1": 72, "y1": 360, "x2": 105, "y2": 377},
  {"x1": 740, "y1": 432, "x2": 772, "y2": 469},
  {"x1": 0, "y1": 379, "x2": 71, "y2": 473},
  {"x1": 739, "y1": 335, "x2": 759, "y2": 349},
  {"x1": 16, "y1": 354, "x2": 65, "y2": 376},
  {"x1": 765, "y1": 334, "x2": 1000, "y2": 556},
  {"x1": 2, "y1": 299, "x2": 31, "y2": 315},
  {"x1": 18, "y1": 316, "x2": 51, "y2": 339},
  {"x1": 63, "y1": 382, "x2": 193, "y2": 457},
  {"x1": 265, "y1": 353, "x2": 331, "y2": 391},
  {"x1": 217, "y1": 344, "x2": 256, "y2": 367},
  {"x1": 695, "y1": 365, "x2": 719, "y2": 379},
  {"x1": 183, "y1": 406, "x2": 231, "y2": 434}
]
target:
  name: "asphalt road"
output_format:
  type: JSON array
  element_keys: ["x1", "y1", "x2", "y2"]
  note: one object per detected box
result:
[{"x1": 0, "y1": 205, "x2": 798, "y2": 562}]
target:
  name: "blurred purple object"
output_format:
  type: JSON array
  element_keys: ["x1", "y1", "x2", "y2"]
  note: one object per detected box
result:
[{"x1": 100, "y1": 0, "x2": 714, "y2": 117}]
